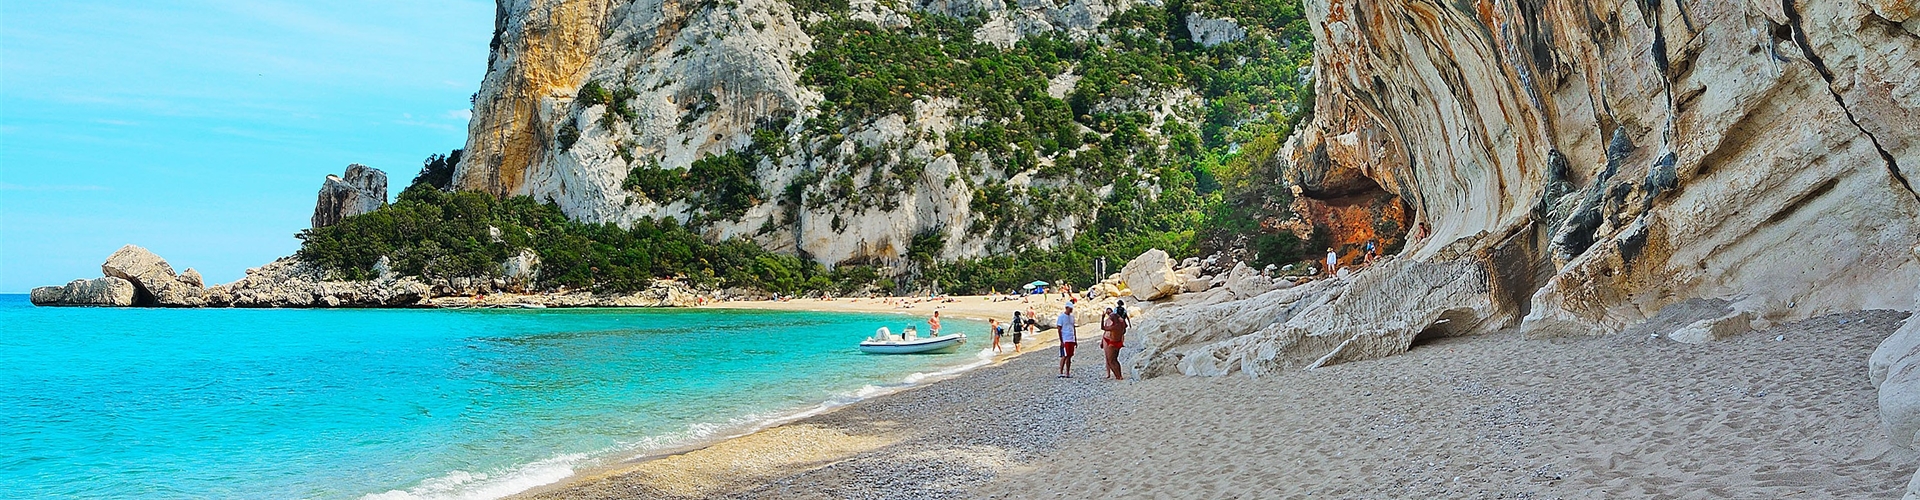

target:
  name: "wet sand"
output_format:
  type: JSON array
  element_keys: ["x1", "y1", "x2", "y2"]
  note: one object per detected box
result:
[{"x1": 515, "y1": 309, "x2": 1917, "y2": 499}]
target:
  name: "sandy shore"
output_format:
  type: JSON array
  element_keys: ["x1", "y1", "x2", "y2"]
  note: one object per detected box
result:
[{"x1": 514, "y1": 308, "x2": 1917, "y2": 499}]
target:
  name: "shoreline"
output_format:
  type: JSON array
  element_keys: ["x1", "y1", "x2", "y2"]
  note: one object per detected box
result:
[
  {"x1": 508, "y1": 310, "x2": 1919, "y2": 499},
  {"x1": 499, "y1": 296, "x2": 1081, "y2": 500},
  {"x1": 507, "y1": 318, "x2": 1068, "y2": 500}
]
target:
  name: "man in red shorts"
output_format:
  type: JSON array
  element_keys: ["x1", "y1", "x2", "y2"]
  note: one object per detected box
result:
[{"x1": 1057, "y1": 303, "x2": 1078, "y2": 378}]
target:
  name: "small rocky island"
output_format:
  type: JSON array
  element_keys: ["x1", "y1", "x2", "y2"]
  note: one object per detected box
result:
[{"x1": 31, "y1": 165, "x2": 701, "y2": 309}]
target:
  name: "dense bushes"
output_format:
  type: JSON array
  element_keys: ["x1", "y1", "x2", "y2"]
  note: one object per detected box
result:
[{"x1": 296, "y1": 183, "x2": 877, "y2": 295}]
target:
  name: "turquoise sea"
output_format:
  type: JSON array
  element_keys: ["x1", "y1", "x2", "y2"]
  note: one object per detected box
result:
[{"x1": 0, "y1": 295, "x2": 989, "y2": 499}]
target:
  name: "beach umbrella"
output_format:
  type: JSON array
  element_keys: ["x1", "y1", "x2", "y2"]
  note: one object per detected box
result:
[
  {"x1": 1028, "y1": 280, "x2": 1050, "y2": 287},
  {"x1": 1022, "y1": 283, "x2": 1037, "y2": 290}
]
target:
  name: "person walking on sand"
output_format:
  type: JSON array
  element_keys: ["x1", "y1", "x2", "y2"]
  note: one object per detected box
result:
[
  {"x1": 989, "y1": 318, "x2": 1005, "y2": 353},
  {"x1": 1101, "y1": 301, "x2": 1129, "y2": 380},
  {"x1": 1057, "y1": 303, "x2": 1078, "y2": 378},
  {"x1": 928, "y1": 310, "x2": 942, "y2": 337}
]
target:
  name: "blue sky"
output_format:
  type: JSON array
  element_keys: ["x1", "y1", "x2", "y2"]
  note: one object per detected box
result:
[{"x1": 1, "y1": 1, "x2": 494, "y2": 292}]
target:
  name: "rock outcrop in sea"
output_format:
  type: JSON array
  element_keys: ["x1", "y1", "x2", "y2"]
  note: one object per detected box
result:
[
  {"x1": 29, "y1": 277, "x2": 137, "y2": 307},
  {"x1": 312, "y1": 164, "x2": 387, "y2": 229},
  {"x1": 32, "y1": 245, "x2": 702, "y2": 309}
]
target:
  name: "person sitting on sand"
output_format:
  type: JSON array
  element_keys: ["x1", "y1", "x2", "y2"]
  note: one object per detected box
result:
[
  {"x1": 1057, "y1": 303, "x2": 1078, "y2": 378},
  {"x1": 1101, "y1": 302, "x2": 1129, "y2": 381},
  {"x1": 928, "y1": 311, "x2": 942, "y2": 337},
  {"x1": 990, "y1": 318, "x2": 1004, "y2": 353}
]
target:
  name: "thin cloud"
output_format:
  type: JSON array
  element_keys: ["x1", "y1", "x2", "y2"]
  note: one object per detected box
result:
[{"x1": 0, "y1": 183, "x2": 112, "y2": 192}]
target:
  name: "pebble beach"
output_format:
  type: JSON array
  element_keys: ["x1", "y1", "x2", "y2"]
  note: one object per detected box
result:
[{"x1": 513, "y1": 307, "x2": 1918, "y2": 499}]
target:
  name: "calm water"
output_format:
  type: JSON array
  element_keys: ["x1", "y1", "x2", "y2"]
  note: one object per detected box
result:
[{"x1": 0, "y1": 295, "x2": 987, "y2": 499}]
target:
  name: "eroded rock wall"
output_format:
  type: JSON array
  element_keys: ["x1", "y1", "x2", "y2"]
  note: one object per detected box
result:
[
  {"x1": 1298, "y1": 0, "x2": 1920, "y2": 335},
  {"x1": 1125, "y1": 0, "x2": 1920, "y2": 376}
]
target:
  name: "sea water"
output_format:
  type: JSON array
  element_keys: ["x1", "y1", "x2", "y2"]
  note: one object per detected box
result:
[{"x1": 0, "y1": 295, "x2": 990, "y2": 499}]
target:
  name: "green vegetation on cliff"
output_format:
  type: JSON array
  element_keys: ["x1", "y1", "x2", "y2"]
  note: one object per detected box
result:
[
  {"x1": 297, "y1": 181, "x2": 879, "y2": 295},
  {"x1": 297, "y1": 0, "x2": 1318, "y2": 297}
]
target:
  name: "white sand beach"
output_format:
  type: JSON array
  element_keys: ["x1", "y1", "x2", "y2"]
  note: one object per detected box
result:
[{"x1": 514, "y1": 307, "x2": 1916, "y2": 499}]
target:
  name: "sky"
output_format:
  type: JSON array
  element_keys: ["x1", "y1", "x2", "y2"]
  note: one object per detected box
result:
[{"x1": 0, "y1": 1, "x2": 494, "y2": 292}]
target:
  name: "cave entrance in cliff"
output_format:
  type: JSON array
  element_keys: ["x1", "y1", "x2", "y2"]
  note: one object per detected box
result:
[
  {"x1": 1409, "y1": 308, "x2": 1478, "y2": 349},
  {"x1": 1291, "y1": 139, "x2": 1414, "y2": 260}
]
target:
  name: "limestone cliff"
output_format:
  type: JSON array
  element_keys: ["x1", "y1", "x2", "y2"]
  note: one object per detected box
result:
[
  {"x1": 1127, "y1": 0, "x2": 1920, "y2": 375},
  {"x1": 450, "y1": 0, "x2": 1250, "y2": 267},
  {"x1": 312, "y1": 164, "x2": 388, "y2": 229}
]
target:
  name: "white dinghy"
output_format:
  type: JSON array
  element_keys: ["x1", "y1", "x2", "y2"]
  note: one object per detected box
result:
[{"x1": 859, "y1": 326, "x2": 966, "y2": 354}]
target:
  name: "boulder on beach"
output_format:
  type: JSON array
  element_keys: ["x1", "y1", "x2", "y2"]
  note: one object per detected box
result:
[
  {"x1": 1223, "y1": 262, "x2": 1275, "y2": 298},
  {"x1": 1119, "y1": 249, "x2": 1184, "y2": 302},
  {"x1": 30, "y1": 277, "x2": 137, "y2": 306}
]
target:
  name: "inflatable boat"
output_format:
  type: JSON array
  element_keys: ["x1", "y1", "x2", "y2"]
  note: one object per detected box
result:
[{"x1": 859, "y1": 327, "x2": 966, "y2": 354}]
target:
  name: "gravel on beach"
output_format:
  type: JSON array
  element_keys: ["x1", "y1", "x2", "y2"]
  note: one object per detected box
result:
[{"x1": 519, "y1": 310, "x2": 1918, "y2": 499}]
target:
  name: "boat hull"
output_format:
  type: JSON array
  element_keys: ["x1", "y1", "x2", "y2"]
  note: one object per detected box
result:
[{"x1": 859, "y1": 334, "x2": 966, "y2": 354}]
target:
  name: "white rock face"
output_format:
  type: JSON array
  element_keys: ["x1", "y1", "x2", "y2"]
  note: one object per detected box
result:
[
  {"x1": 1128, "y1": 257, "x2": 1521, "y2": 378},
  {"x1": 1287, "y1": 0, "x2": 1920, "y2": 339},
  {"x1": 502, "y1": 249, "x2": 541, "y2": 291},
  {"x1": 1873, "y1": 288, "x2": 1920, "y2": 497},
  {"x1": 1118, "y1": 249, "x2": 1183, "y2": 301},
  {"x1": 452, "y1": 0, "x2": 1140, "y2": 267},
  {"x1": 1184, "y1": 12, "x2": 1245, "y2": 47}
]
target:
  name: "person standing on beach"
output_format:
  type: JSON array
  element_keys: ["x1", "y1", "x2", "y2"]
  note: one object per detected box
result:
[
  {"x1": 928, "y1": 310, "x2": 942, "y2": 337},
  {"x1": 1057, "y1": 303, "x2": 1078, "y2": 378},
  {"x1": 1326, "y1": 248, "x2": 1339, "y2": 277},
  {"x1": 989, "y1": 318, "x2": 1004, "y2": 353},
  {"x1": 1010, "y1": 311, "x2": 1026, "y2": 351},
  {"x1": 1101, "y1": 301, "x2": 1129, "y2": 380}
]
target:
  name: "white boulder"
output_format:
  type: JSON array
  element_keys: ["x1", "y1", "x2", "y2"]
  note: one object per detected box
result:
[{"x1": 1119, "y1": 249, "x2": 1185, "y2": 302}]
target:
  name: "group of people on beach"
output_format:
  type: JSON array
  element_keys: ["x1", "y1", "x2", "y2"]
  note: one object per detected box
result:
[{"x1": 980, "y1": 299, "x2": 1129, "y2": 380}]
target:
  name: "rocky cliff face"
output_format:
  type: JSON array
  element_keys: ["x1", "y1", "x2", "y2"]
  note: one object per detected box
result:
[
  {"x1": 312, "y1": 164, "x2": 389, "y2": 229},
  {"x1": 1294, "y1": 0, "x2": 1920, "y2": 335},
  {"x1": 1126, "y1": 0, "x2": 1919, "y2": 374},
  {"x1": 450, "y1": 0, "x2": 1225, "y2": 267}
]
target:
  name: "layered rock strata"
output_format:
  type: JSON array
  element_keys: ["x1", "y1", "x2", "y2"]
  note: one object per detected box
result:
[{"x1": 1129, "y1": 0, "x2": 1920, "y2": 376}]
